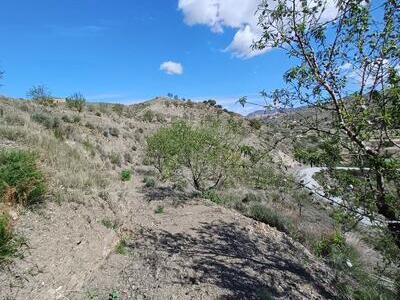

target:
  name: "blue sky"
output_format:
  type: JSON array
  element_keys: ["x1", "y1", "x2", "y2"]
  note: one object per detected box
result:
[{"x1": 0, "y1": 0, "x2": 295, "y2": 114}]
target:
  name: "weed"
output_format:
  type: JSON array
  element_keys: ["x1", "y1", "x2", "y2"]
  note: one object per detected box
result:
[
  {"x1": 109, "y1": 153, "x2": 122, "y2": 166},
  {"x1": 0, "y1": 213, "x2": 18, "y2": 263},
  {"x1": 247, "y1": 204, "x2": 294, "y2": 234},
  {"x1": 143, "y1": 177, "x2": 156, "y2": 188},
  {"x1": 155, "y1": 205, "x2": 164, "y2": 214},
  {"x1": 115, "y1": 239, "x2": 128, "y2": 255},
  {"x1": 0, "y1": 126, "x2": 27, "y2": 141},
  {"x1": 0, "y1": 150, "x2": 46, "y2": 206},
  {"x1": 108, "y1": 289, "x2": 119, "y2": 300},
  {"x1": 120, "y1": 170, "x2": 132, "y2": 182},
  {"x1": 31, "y1": 113, "x2": 59, "y2": 129},
  {"x1": 203, "y1": 190, "x2": 224, "y2": 204},
  {"x1": 86, "y1": 289, "x2": 98, "y2": 299},
  {"x1": 313, "y1": 231, "x2": 359, "y2": 272},
  {"x1": 101, "y1": 218, "x2": 118, "y2": 230}
]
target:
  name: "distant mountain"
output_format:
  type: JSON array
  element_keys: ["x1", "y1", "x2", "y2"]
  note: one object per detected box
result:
[{"x1": 247, "y1": 107, "x2": 297, "y2": 118}]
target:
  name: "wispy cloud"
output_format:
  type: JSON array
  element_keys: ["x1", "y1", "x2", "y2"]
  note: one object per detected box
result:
[{"x1": 47, "y1": 25, "x2": 108, "y2": 37}]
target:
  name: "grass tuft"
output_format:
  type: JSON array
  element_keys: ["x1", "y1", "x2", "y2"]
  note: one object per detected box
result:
[{"x1": 0, "y1": 150, "x2": 46, "y2": 206}]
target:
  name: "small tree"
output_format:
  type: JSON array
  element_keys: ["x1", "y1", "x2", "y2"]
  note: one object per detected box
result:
[
  {"x1": 146, "y1": 121, "x2": 242, "y2": 191},
  {"x1": 239, "y1": 0, "x2": 400, "y2": 251},
  {"x1": 66, "y1": 93, "x2": 86, "y2": 113},
  {"x1": 27, "y1": 85, "x2": 54, "y2": 106}
]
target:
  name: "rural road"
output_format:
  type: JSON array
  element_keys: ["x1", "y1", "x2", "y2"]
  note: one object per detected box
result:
[{"x1": 295, "y1": 167, "x2": 373, "y2": 225}]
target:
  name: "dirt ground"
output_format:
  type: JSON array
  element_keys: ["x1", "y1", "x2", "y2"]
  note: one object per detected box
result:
[{"x1": 0, "y1": 170, "x2": 338, "y2": 300}]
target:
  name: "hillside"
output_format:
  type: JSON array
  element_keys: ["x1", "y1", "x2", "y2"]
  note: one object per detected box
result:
[{"x1": 0, "y1": 96, "x2": 393, "y2": 299}]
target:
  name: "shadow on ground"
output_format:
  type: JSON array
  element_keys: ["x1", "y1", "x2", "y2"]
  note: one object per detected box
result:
[
  {"x1": 143, "y1": 186, "x2": 192, "y2": 204},
  {"x1": 126, "y1": 221, "x2": 336, "y2": 299}
]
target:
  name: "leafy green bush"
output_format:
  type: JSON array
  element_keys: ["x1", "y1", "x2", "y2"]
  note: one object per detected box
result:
[
  {"x1": 146, "y1": 121, "x2": 242, "y2": 191},
  {"x1": 247, "y1": 204, "x2": 293, "y2": 234},
  {"x1": 120, "y1": 170, "x2": 132, "y2": 182},
  {"x1": 313, "y1": 231, "x2": 360, "y2": 271},
  {"x1": 31, "y1": 113, "x2": 60, "y2": 129},
  {"x1": 66, "y1": 93, "x2": 86, "y2": 113},
  {"x1": 0, "y1": 150, "x2": 46, "y2": 206},
  {"x1": 0, "y1": 213, "x2": 17, "y2": 263}
]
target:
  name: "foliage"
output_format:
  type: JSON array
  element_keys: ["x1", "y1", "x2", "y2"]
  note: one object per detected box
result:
[
  {"x1": 0, "y1": 150, "x2": 46, "y2": 206},
  {"x1": 115, "y1": 239, "x2": 128, "y2": 255},
  {"x1": 247, "y1": 203, "x2": 294, "y2": 235},
  {"x1": 108, "y1": 291, "x2": 119, "y2": 300},
  {"x1": 31, "y1": 113, "x2": 60, "y2": 129},
  {"x1": 146, "y1": 120, "x2": 242, "y2": 191},
  {"x1": 239, "y1": 0, "x2": 400, "y2": 252},
  {"x1": 154, "y1": 205, "x2": 164, "y2": 214},
  {"x1": 143, "y1": 177, "x2": 156, "y2": 188},
  {"x1": 203, "y1": 99, "x2": 217, "y2": 106},
  {"x1": 120, "y1": 170, "x2": 132, "y2": 182},
  {"x1": 27, "y1": 85, "x2": 54, "y2": 106},
  {"x1": 108, "y1": 289, "x2": 119, "y2": 300},
  {"x1": 202, "y1": 189, "x2": 224, "y2": 204},
  {"x1": 65, "y1": 93, "x2": 86, "y2": 113},
  {"x1": 293, "y1": 135, "x2": 341, "y2": 167}
]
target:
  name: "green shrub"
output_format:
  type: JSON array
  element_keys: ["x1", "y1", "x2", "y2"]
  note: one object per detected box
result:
[
  {"x1": 115, "y1": 239, "x2": 128, "y2": 255},
  {"x1": 108, "y1": 289, "x2": 119, "y2": 300},
  {"x1": 249, "y1": 118, "x2": 262, "y2": 130},
  {"x1": 0, "y1": 213, "x2": 17, "y2": 263},
  {"x1": 143, "y1": 177, "x2": 156, "y2": 188},
  {"x1": 203, "y1": 190, "x2": 224, "y2": 204},
  {"x1": 101, "y1": 218, "x2": 118, "y2": 230},
  {"x1": 142, "y1": 110, "x2": 155, "y2": 122},
  {"x1": 66, "y1": 93, "x2": 86, "y2": 113},
  {"x1": 120, "y1": 170, "x2": 132, "y2": 182},
  {"x1": 313, "y1": 231, "x2": 360, "y2": 271},
  {"x1": 31, "y1": 113, "x2": 60, "y2": 129},
  {"x1": 247, "y1": 204, "x2": 293, "y2": 234},
  {"x1": 154, "y1": 205, "x2": 164, "y2": 214},
  {"x1": 0, "y1": 150, "x2": 46, "y2": 206}
]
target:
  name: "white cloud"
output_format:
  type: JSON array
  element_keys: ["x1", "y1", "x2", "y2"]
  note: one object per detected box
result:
[
  {"x1": 178, "y1": 0, "x2": 339, "y2": 59},
  {"x1": 160, "y1": 61, "x2": 184, "y2": 75},
  {"x1": 225, "y1": 25, "x2": 268, "y2": 59}
]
